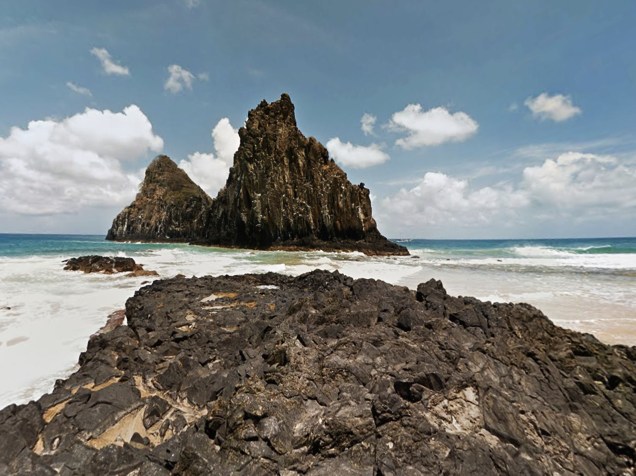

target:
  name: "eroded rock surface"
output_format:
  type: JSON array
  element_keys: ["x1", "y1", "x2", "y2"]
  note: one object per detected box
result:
[
  {"x1": 205, "y1": 94, "x2": 407, "y2": 256},
  {"x1": 106, "y1": 95, "x2": 407, "y2": 256},
  {"x1": 106, "y1": 155, "x2": 213, "y2": 242},
  {"x1": 64, "y1": 256, "x2": 158, "y2": 277},
  {"x1": 1, "y1": 270, "x2": 634, "y2": 474}
]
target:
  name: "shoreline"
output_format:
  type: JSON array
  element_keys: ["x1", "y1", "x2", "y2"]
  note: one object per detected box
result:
[{"x1": 0, "y1": 238, "x2": 634, "y2": 409}]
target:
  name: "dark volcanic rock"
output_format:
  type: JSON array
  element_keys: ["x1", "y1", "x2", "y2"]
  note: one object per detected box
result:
[
  {"x1": 106, "y1": 155, "x2": 213, "y2": 242},
  {"x1": 106, "y1": 94, "x2": 407, "y2": 256},
  {"x1": 205, "y1": 94, "x2": 407, "y2": 255},
  {"x1": 64, "y1": 255, "x2": 158, "y2": 277},
  {"x1": 1, "y1": 270, "x2": 634, "y2": 474}
]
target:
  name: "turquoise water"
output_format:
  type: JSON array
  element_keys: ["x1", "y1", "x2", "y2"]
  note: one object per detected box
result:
[
  {"x1": 0, "y1": 234, "x2": 180, "y2": 257},
  {"x1": 398, "y1": 237, "x2": 636, "y2": 256},
  {"x1": 2, "y1": 233, "x2": 635, "y2": 258}
]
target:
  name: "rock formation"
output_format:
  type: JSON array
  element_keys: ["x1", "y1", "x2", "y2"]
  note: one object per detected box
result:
[
  {"x1": 205, "y1": 94, "x2": 407, "y2": 255},
  {"x1": 64, "y1": 256, "x2": 158, "y2": 277},
  {"x1": 106, "y1": 155, "x2": 212, "y2": 242},
  {"x1": 1, "y1": 270, "x2": 634, "y2": 474},
  {"x1": 106, "y1": 95, "x2": 407, "y2": 256}
]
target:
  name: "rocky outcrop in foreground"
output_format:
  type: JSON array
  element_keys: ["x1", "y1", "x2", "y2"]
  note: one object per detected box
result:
[
  {"x1": 107, "y1": 95, "x2": 407, "y2": 256},
  {"x1": 1, "y1": 270, "x2": 634, "y2": 474},
  {"x1": 205, "y1": 94, "x2": 407, "y2": 256},
  {"x1": 106, "y1": 155, "x2": 212, "y2": 242},
  {"x1": 64, "y1": 256, "x2": 158, "y2": 277}
]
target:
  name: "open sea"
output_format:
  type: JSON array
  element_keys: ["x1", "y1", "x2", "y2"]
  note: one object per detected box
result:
[{"x1": 1, "y1": 233, "x2": 635, "y2": 408}]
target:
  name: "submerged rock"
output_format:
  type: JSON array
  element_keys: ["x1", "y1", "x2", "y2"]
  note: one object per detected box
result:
[
  {"x1": 64, "y1": 255, "x2": 158, "y2": 277},
  {"x1": 106, "y1": 94, "x2": 407, "y2": 256},
  {"x1": 0, "y1": 270, "x2": 634, "y2": 474},
  {"x1": 106, "y1": 155, "x2": 213, "y2": 242}
]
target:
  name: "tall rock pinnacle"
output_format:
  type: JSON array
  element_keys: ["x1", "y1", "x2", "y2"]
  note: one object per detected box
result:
[{"x1": 205, "y1": 94, "x2": 407, "y2": 255}]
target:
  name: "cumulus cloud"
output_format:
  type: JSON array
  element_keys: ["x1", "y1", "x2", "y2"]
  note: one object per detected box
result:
[
  {"x1": 522, "y1": 152, "x2": 636, "y2": 208},
  {"x1": 326, "y1": 138, "x2": 390, "y2": 169},
  {"x1": 380, "y1": 172, "x2": 527, "y2": 231},
  {"x1": 524, "y1": 93, "x2": 581, "y2": 122},
  {"x1": 378, "y1": 151, "x2": 636, "y2": 236},
  {"x1": 388, "y1": 104, "x2": 478, "y2": 149},
  {"x1": 178, "y1": 118, "x2": 240, "y2": 196},
  {"x1": 360, "y1": 113, "x2": 376, "y2": 136},
  {"x1": 90, "y1": 47, "x2": 130, "y2": 76},
  {"x1": 164, "y1": 65, "x2": 195, "y2": 93},
  {"x1": 183, "y1": 0, "x2": 201, "y2": 7},
  {"x1": 66, "y1": 82, "x2": 92, "y2": 97},
  {"x1": 0, "y1": 106, "x2": 163, "y2": 215}
]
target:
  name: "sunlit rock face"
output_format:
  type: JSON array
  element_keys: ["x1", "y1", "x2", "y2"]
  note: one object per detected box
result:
[
  {"x1": 106, "y1": 155, "x2": 212, "y2": 242},
  {"x1": 204, "y1": 94, "x2": 407, "y2": 255},
  {"x1": 1, "y1": 270, "x2": 634, "y2": 474},
  {"x1": 107, "y1": 94, "x2": 407, "y2": 256}
]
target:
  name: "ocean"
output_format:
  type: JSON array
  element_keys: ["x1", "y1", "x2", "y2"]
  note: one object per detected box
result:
[{"x1": 1, "y1": 234, "x2": 635, "y2": 408}]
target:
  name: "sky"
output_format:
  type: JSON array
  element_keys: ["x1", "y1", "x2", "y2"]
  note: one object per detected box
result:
[{"x1": 0, "y1": 1, "x2": 635, "y2": 239}]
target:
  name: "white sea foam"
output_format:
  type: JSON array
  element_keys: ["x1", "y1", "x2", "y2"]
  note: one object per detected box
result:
[{"x1": 0, "y1": 243, "x2": 635, "y2": 409}]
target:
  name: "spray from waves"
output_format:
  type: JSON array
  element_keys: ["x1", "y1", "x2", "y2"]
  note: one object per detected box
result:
[{"x1": 509, "y1": 246, "x2": 575, "y2": 258}]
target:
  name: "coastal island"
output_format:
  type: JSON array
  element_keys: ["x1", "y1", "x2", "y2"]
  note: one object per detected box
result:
[{"x1": 107, "y1": 94, "x2": 408, "y2": 256}]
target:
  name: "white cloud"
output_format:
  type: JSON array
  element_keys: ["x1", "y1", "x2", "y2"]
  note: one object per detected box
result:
[
  {"x1": 388, "y1": 104, "x2": 478, "y2": 149},
  {"x1": 524, "y1": 93, "x2": 581, "y2": 122},
  {"x1": 197, "y1": 72, "x2": 209, "y2": 81},
  {"x1": 90, "y1": 47, "x2": 130, "y2": 76},
  {"x1": 360, "y1": 113, "x2": 376, "y2": 136},
  {"x1": 380, "y1": 172, "x2": 527, "y2": 232},
  {"x1": 211, "y1": 118, "x2": 240, "y2": 164},
  {"x1": 378, "y1": 151, "x2": 636, "y2": 236},
  {"x1": 0, "y1": 106, "x2": 163, "y2": 215},
  {"x1": 326, "y1": 138, "x2": 390, "y2": 169},
  {"x1": 66, "y1": 82, "x2": 92, "y2": 97},
  {"x1": 164, "y1": 64, "x2": 197, "y2": 93},
  {"x1": 183, "y1": 0, "x2": 201, "y2": 8},
  {"x1": 522, "y1": 152, "x2": 636, "y2": 209},
  {"x1": 178, "y1": 118, "x2": 240, "y2": 197}
]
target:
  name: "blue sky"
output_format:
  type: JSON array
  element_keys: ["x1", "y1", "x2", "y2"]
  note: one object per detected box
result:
[{"x1": 1, "y1": 0, "x2": 635, "y2": 238}]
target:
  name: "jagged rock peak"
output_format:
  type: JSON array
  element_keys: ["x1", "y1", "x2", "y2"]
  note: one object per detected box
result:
[
  {"x1": 206, "y1": 94, "x2": 408, "y2": 255},
  {"x1": 248, "y1": 92, "x2": 297, "y2": 129},
  {"x1": 107, "y1": 95, "x2": 407, "y2": 255},
  {"x1": 106, "y1": 155, "x2": 212, "y2": 242}
]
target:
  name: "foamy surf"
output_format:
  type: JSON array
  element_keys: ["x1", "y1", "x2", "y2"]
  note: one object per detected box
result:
[{"x1": 0, "y1": 234, "x2": 634, "y2": 408}]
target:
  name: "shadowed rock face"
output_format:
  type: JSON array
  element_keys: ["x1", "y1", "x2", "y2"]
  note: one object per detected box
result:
[
  {"x1": 1, "y1": 270, "x2": 634, "y2": 474},
  {"x1": 205, "y1": 94, "x2": 406, "y2": 255},
  {"x1": 106, "y1": 94, "x2": 407, "y2": 256},
  {"x1": 106, "y1": 155, "x2": 212, "y2": 242}
]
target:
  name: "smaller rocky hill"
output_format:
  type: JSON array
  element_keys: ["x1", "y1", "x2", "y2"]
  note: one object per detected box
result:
[{"x1": 106, "y1": 155, "x2": 212, "y2": 242}]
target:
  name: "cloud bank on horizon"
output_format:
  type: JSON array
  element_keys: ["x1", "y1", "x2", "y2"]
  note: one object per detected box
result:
[
  {"x1": 0, "y1": 1, "x2": 634, "y2": 238},
  {"x1": 0, "y1": 106, "x2": 162, "y2": 215}
]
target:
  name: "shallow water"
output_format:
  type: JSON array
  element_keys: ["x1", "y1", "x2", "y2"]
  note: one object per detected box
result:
[{"x1": 0, "y1": 234, "x2": 634, "y2": 408}]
